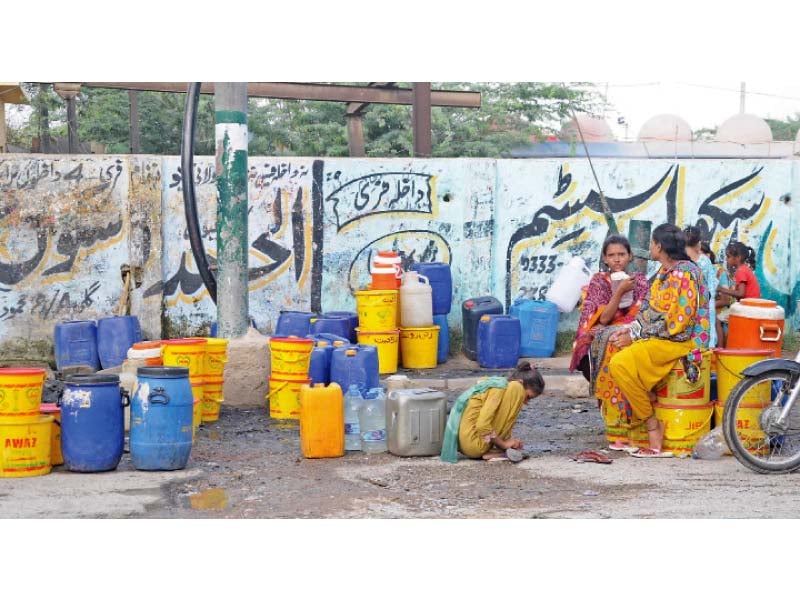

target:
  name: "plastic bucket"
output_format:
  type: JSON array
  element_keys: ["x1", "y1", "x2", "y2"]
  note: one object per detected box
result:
[
  {"x1": 162, "y1": 338, "x2": 207, "y2": 377},
  {"x1": 355, "y1": 328, "x2": 399, "y2": 374},
  {"x1": 39, "y1": 403, "x2": 63, "y2": 466},
  {"x1": 355, "y1": 289, "x2": 398, "y2": 331},
  {"x1": 0, "y1": 415, "x2": 53, "y2": 478},
  {"x1": 190, "y1": 378, "x2": 204, "y2": 434},
  {"x1": 202, "y1": 377, "x2": 224, "y2": 422},
  {"x1": 654, "y1": 350, "x2": 712, "y2": 405},
  {"x1": 0, "y1": 367, "x2": 47, "y2": 422},
  {"x1": 654, "y1": 402, "x2": 713, "y2": 456},
  {"x1": 399, "y1": 326, "x2": 440, "y2": 369},
  {"x1": 267, "y1": 377, "x2": 310, "y2": 420},
  {"x1": 600, "y1": 400, "x2": 628, "y2": 445},
  {"x1": 129, "y1": 341, "x2": 163, "y2": 366},
  {"x1": 131, "y1": 366, "x2": 193, "y2": 470},
  {"x1": 60, "y1": 374, "x2": 127, "y2": 472},
  {"x1": 269, "y1": 337, "x2": 313, "y2": 380},
  {"x1": 714, "y1": 348, "x2": 773, "y2": 406},
  {"x1": 202, "y1": 338, "x2": 228, "y2": 377}
]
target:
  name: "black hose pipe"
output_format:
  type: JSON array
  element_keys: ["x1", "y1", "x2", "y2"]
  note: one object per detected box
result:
[{"x1": 181, "y1": 82, "x2": 217, "y2": 304}]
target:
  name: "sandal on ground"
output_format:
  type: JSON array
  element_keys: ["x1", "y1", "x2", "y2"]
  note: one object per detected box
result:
[
  {"x1": 631, "y1": 447, "x2": 673, "y2": 458},
  {"x1": 572, "y1": 450, "x2": 613, "y2": 464},
  {"x1": 608, "y1": 441, "x2": 638, "y2": 453},
  {"x1": 487, "y1": 456, "x2": 510, "y2": 462}
]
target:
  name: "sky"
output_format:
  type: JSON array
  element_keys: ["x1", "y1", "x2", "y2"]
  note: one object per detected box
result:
[{"x1": 602, "y1": 81, "x2": 800, "y2": 140}]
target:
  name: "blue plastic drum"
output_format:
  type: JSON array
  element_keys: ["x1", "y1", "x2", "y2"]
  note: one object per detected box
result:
[
  {"x1": 130, "y1": 367, "x2": 193, "y2": 471},
  {"x1": 60, "y1": 374, "x2": 127, "y2": 472}
]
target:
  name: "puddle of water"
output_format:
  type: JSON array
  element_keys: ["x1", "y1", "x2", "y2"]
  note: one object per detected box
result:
[{"x1": 189, "y1": 488, "x2": 229, "y2": 511}]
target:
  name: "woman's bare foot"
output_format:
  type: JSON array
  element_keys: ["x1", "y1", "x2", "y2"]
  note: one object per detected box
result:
[
  {"x1": 646, "y1": 416, "x2": 665, "y2": 451},
  {"x1": 482, "y1": 451, "x2": 506, "y2": 461}
]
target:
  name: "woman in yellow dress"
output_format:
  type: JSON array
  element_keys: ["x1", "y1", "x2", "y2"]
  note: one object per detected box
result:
[{"x1": 606, "y1": 224, "x2": 710, "y2": 457}]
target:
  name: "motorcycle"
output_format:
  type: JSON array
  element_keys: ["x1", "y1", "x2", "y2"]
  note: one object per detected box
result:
[{"x1": 722, "y1": 348, "x2": 800, "y2": 474}]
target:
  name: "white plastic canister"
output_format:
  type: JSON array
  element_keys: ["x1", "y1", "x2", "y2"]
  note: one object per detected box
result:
[
  {"x1": 399, "y1": 272, "x2": 434, "y2": 328},
  {"x1": 546, "y1": 256, "x2": 592, "y2": 312}
]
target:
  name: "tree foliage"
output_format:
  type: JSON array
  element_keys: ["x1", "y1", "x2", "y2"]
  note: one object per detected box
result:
[
  {"x1": 8, "y1": 82, "x2": 602, "y2": 157},
  {"x1": 765, "y1": 113, "x2": 800, "y2": 141}
]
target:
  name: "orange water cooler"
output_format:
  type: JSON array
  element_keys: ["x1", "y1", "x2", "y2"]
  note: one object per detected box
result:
[{"x1": 726, "y1": 298, "x2": 785, "y2": 356}]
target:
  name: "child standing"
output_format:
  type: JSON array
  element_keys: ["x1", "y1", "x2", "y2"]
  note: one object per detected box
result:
[{"x1": 717, "y1": 241, "x2": 761, "y2": 301}]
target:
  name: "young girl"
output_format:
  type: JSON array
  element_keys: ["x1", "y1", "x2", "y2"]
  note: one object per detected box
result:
[
  {"x1": 717, "y1": 241, "x2": 761, "y2": 301},
  {"x1": 701, "y1": 241, "x2": 733, "y2": 347}
]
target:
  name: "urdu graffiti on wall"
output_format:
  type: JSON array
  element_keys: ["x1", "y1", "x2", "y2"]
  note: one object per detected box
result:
[
  {"x1": 151, "y1": 159, "x2": 315, "y2": 309},
  {"x1": 0, "y1": 158, "x2": 126, "y2": 322},
  {"x1": 505, "y1": 163, "x2": 774, "y2": 310}
]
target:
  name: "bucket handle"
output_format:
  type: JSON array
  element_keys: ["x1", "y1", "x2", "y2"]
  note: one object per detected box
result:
[
  {"x1": 264, "y1": 381, "x2": 290, "y2": 400},
  {"x1": 760, "y1": 325, "x2": 782, "y2": 342},
  {"x1": 148, "y1": 386, "x2": 170, "y2": 405},
  {"x1": 662, "y1": 408, "x2": 713, "y2": 442}
]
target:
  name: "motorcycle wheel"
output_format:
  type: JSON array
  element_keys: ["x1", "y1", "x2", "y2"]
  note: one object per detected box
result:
[{"x1": 722, "y1": 369, "x2": 800, "y2": 474}]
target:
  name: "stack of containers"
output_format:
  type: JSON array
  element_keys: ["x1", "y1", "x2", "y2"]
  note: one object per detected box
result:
[
  {"x1": 410, "y1": 262, "x2": 452, "y2": 364},
  {"x1": 202, "y1": 338, "x2": 229, "y2": 422},
  {"x1": 353, "y1": 250, "x2": 402, "y2": 374},
  {"x1": 307, "y1": 334, "x2": 350, "y2": 385},
  {"x1": 120, "y1": 340, "x2": 163, "y2": 432},
  {"x1": 0, "y1": 367, "x2": 51, "y2": 478},
  {"x1": 266, "y1": 337, "x2": 314, "y2": 422},
  {"x1": 398, "y1": 271, "x2": 438, "y2": 369},
  {"x1": 161, "y1": 338, "x2": 207, "y2": 436}
]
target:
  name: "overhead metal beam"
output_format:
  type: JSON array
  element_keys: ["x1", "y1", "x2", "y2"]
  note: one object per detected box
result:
[
  {"x1": 80, "y1": 82, "x2": 481, "y2": 108},
  {"x1": 346, "y1": 82, "x2": 396, "y2": 116}
]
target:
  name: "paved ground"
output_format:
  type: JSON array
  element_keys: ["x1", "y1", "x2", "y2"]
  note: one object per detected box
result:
[{"x1": 3, "y1": 353, "x2": 800, "y2": 519}]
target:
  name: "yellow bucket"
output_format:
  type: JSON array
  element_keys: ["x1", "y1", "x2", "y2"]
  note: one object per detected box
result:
[
  {"x1": 0, "y1": 415, "x2": 52, "y2": 478},
  {"x1": 0, "y1": 367, "x2": 47, "y2": 422},
  {"x1": 190, "y1": 377, "x2": 204, "y2": 434},
  {"x1": 354, "y1": 289, "x2": 398, "y2": 331},
  {"x1": 267, "y1": 377, "x2": 309, "y2": 420},
  {"x1": 714, "y1": 348, "x2": 773, "y2": 406},
  {"x1": 162, "y1": 338, "x2": 208, "y2": 377},
  {"x1": 655, "y1": 402, "x2": 713, "y2": 456},
  {"x1": 269, "y1": 337, "x2": 314, "y2": 380},
  {"x1": 654, "y1": 350, "x2": 712, "y2": 405},
  {"x1": 202, "y1": 377, "x2": 224, "y2": 422},
  {"x1": 39, "y1": 404, "x2": 63, "y2": 466},
  {"x1": 399, "y1": 326, "x2": 439, "y2": 369},
  {"x1": 355, "y1": 328, "x2": 399, "y2": 374},
  {"x1": 203, "y1": 338, "x2": 228, "y2": 377}
]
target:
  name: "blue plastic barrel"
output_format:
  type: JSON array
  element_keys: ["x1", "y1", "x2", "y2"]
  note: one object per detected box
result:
[
  {"x1": 433, "y1": 314, "x2": 449, "y2": 364},
  {"x1": 96, "y1": 316, "x2": 142, "y2": 370},
  {"x1": 510, "y1": 299, "x2": 559, "y2": 358},
  {"x1": 330, "y1": 345, "x2": 380, "y2": 395},
  {"x1": 411, "y1": 262, "x2": 453, "y2": 315},
  {"x1": 321, "y1": 311, "x2": 359, "y2": 343},
  {"x1": 309, "y1": 317, "x2": 350, "y2": 340},
  {"x1": 274, "y1": 311, "x2": 316, "y2": 337},
  {"x1": 130, "y1": 367, "x2": 193, "y2": 471},
  {"x1": 477, "y1": 315, "x2": 521, "y2": 369},
  {"x1": 54, "y1": 320, "x2": 100, "y2": 372},
  {"x1": 461, "y1": 297, "x2": 504, "y2": 361},
  {"x1": 60, "y1": 374, "x2": 126, "y2": 472}
]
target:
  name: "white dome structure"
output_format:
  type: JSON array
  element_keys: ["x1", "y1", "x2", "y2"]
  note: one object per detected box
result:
[
  {"x1": 560, "y1": 115, "x2": 614, "y2": 142},
  {"x1": 638, "y1": 114, "x2": 693, "y2": 142},
  {"x1": 716, "y1": 113, "x2": 773, "y2": 143}
]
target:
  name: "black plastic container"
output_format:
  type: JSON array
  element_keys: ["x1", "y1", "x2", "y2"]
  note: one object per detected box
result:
[{"x1": 461, "y1": 296, "x2": 503, "y2": 361}]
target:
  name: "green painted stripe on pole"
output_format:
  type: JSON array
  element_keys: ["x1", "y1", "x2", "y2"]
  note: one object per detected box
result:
[{"x1": 215, "y1": 110, "x2": 247, "y2": 124}]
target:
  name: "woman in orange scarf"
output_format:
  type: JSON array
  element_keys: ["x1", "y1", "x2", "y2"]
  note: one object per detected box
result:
[{"x1": 569, "y1": 235, "x2": 649, "y2": 393}]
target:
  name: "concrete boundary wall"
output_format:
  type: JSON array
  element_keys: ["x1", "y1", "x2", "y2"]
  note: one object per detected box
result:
[{"x1": 1, "y1": 153, "x2": 798, "y2": 363}]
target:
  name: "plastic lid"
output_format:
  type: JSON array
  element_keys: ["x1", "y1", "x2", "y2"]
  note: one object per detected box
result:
[
  {"x1": 333, "y1": 341, "x2": 346, "y2": 347},
  {"x1": 65, "y1": 374, "x2": 120, "y2": 384},
  {"x1": 162, "y1": 338, "x2": 207, "y2": 346},
  {"x1": 317, "y1": 341, "x2": 329, "y2": 347},
  {"x1": 377, "y1": 250, "x2": 399, "y2": 258},
  {"x1": 464, "y1": 300, "x2": 474, "y2": 308},
  {"x1": 40, "y1": 403, "x2": 60, "y2": 414},
  {"x1": 345, "y1": 349, "x2": 356, "y2": 356},
  {"x1": 0, "y1": 367, "x2": 46, "y2": 375},
  {"x1": 137, "y1": 366, "x2": 190, "y2": 378},
  {"x1": 741, "y1": 298, "x2": 777, "y2": 308},
  {"x1": 480, "y1": 315, "x2": 491, "y2": 322},
  {"x1": 133, "y1": 341, "x2": 162, "y2": 350}
]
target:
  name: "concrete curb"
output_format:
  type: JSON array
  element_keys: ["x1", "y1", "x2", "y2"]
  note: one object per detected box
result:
[{"x1": 403, "y1": 373, "x2": 587, "y2": 393}]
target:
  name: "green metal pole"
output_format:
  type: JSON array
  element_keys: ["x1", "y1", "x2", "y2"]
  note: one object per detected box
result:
[{"x1": 215, "y1": 83, "x2": 249, "y2": 338}]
